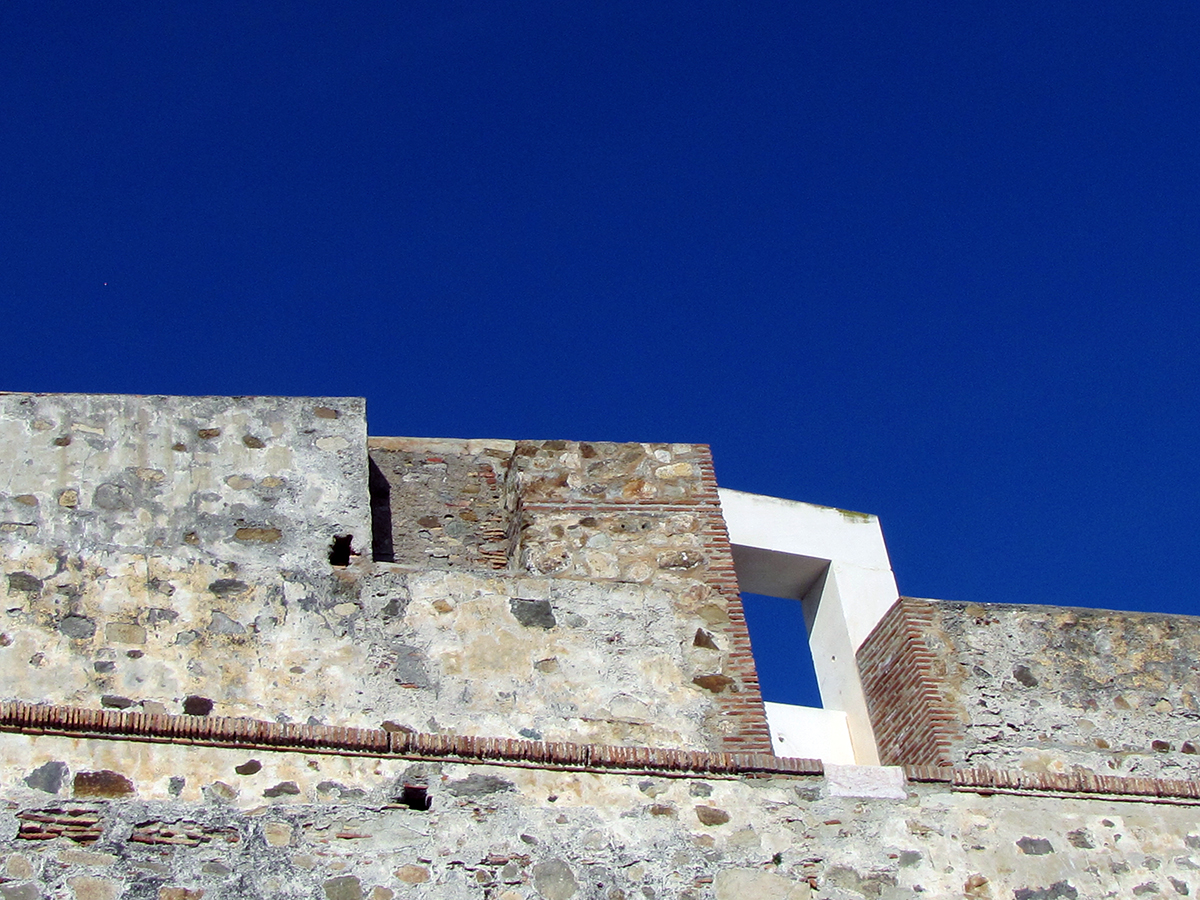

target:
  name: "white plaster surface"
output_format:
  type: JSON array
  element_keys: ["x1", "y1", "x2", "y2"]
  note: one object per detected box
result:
[
  {"x1": 717, "y1": 489, "x2": 893, "y2": 573},
  {"x1": 763, "y1": 702, "x2": 855, "y2": 765},
  {"x1": 717, "y1": 488, "x2": 898, "y2": 650},
  {"x1": 718, "y1": 488, "x2": 901, "y2": 765}
]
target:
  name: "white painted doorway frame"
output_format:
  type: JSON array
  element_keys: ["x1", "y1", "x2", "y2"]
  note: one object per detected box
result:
[{"x1": 718, "y1": 488, "x2": 900, "y2": 765}]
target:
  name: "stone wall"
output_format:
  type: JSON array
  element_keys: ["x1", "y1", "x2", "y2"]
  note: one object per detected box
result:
[
  {"x1": 1, "y1": 728, "x2": 1199, "y2": 900},
  {"x1": 0, "y1": 396, "x2": 768, "y2": 753},
  {"x1": 0, "y1": 393, "x2": 370, "y2": 570},
  {"x1": 0, "y1": 560, "x2": 740, "y2": 750},
  {"x1": 365, "y1": 437, "x2": 516, "y2": 571},
  {"x1": 859, "y1": 598, "x2": 1200, "y2": 778},
  {"x1": 368, "y1": 436, "x2": 771, "y2": 753},
  {"x1": 9, "y1": 390, "x2": 1200, "y2": 900}
]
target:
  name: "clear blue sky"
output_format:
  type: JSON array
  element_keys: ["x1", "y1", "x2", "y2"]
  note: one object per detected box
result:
[{"x1": 3, "y1": 2, "x2": 1198, "y2": 706}]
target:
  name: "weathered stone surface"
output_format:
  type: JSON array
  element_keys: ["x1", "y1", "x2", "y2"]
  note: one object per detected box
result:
[
  {"x1": 0, "y1": 884, "x2": 42, "y2": 900},
  {"x1": 693, "y1": 628, "x2": 719, "y2": 650},
  {"x1": 445, "y1": 773, "x2": 515, "y2": 796},
  {"x1": 0, "y1": 404, "x2": 751, "y2": 753},
  {"x1": 202, "y1": 781, "x2": 237, "y2": 803},
  {"x1": 509, "y1": 598, "x2": 557, "y2": 629},
  {"x1": 7, "y1": 572, "x2": 42, "y2": 593},
  {"x1": 234, "y1": 527, "x2": 282, "y2": 543},
  {"x1": 876, "y1": 599, "x2": 1200, "y2": 777},
  {"x1": 73, "y1": 770, "x2": 134, "y2": 797},
  {"x1": 531, "y1": 859, "x2": 578, "y2": 900},
  {"x1": 692, "y1": 674, "x2": 734, "y2": 693},
  {"x1": 695, "y1": 805, "x2": 730, "y2": 826},
  {"x1": 714, "y1": 869, "x2": 811, "y2": 900},
  {"x1": 394, "y1": 865, "x2": 430, "y2": 884},
  {"x1": 57, "y1": 851, "x2": 115, "y2": 867},
  {"x1": 66, "y1": 876, "x2": 119, "y2": 900},
  {"x1": 24, "y1": 760, "x2": 67, "y2": 793},
  {"x1": 1013, "y1": 881, "x2": 1079, "y2": 900},
  {"x1": 0, "y1": 735, "x2": 1191, "y2": 899},
  {"x1": 263, "y1": 821, "x2": 293, "y2": 846},
  {"x1": 323, "y1": 875, "x2": 363, "y2": 900},
  {"x1": 1017, "y1": 836, "x2": 1055, "y2": 855},
  {"x1": 59, "y1": 616, "x2": 96, "y2": 639},
  {"x1": 825, "y1": 764, "x2": 908, "y2": 800},
  {"x1": 208, "y1": 579, "x2": 248, "y2": 596},
  {"x1": 4, "y1": 856, "x2": 34, "y2": 879},
  {"x1": 207, "y1": 612, "x2": 245, "y2": 635}
]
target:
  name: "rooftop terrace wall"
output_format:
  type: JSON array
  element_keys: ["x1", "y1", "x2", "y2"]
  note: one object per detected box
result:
[
  {"x1": 859, "y1": 598, "x2": 1200, "y2": 778},
  {"x1": 0, "y1": 395, "x2": 769, "y2": 754},
  {"x1": 4, "y1": 392, "x2": 1200, "y2": 899}
]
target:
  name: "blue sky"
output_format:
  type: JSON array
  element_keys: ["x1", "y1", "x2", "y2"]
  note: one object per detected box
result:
[{"x1": 3, "y1": 2, "x2": 1198, "y2": 706}]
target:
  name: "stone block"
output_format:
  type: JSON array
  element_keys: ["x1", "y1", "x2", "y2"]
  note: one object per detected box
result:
[{"x1": 824, "y1": 764, "x2": 907, "y2": 800}]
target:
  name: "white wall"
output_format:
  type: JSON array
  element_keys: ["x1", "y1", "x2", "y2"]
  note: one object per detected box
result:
[
  {"x1": 763, "y1": 702, "x2": 856, "y2": 764},
  {"x1": 718, "y1": 488, "x2": 900, "y2": 765}
]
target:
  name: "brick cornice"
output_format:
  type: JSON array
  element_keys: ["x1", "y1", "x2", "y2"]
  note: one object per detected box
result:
[
  {"x1": 4, "y1": 701, "x2": 1200, "y2": 803},
  {"x1": 0, "y1": 700, "x2": 814, "y2": 779}
]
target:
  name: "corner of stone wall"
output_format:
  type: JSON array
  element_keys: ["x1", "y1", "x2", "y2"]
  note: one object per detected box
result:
[{"x1": 363, "y1": 436, "x2": 773, "y2": 754}]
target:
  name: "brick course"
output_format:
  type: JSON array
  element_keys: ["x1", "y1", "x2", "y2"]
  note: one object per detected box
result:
[{"x1": 856, "y1": 598, "x2": 957, "y2": 766}]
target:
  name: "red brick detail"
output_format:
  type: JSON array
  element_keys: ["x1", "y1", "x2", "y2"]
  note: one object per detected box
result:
[
  {"x1": 0, "y1": 700, "x2": 815, "y2": 779},
  {"x1": 856, "y1": 598, "x2": 957, "y2": 766},
  {"x1": 695, "y1": 450, "x2": 771, "y2": 753},
  {"x1": 5, "y1": 700, "x2": 1200, "y2": 803},
  {"x1": 17, "y1": 808, "x2": 103, "y2": 843},
  {"x1": 952, "y1": 766, "x2": 1200, "y2": 800},
  {"x1": 903, "y1": 764, "x2": 954, "y2": 783}
]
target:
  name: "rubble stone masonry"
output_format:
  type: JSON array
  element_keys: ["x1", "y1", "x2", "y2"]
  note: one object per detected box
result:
[
  {"x1": 0, "y1": 392, "x2": 1198, "y2": 899},
  {"x1": 860, "y1": 597, "x2": 1200, "y2": 779}
]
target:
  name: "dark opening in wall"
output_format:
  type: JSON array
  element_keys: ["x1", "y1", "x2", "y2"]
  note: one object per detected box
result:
[
  {"x1": 328, "y1": 535, "x2": 353, "y2": 567},
  {"x1": 397, "y1": 784, "x2": 431, "y2": 810},
  {"x1": 742, "y1": 593, "x2": 822, "y2": 708},
  {"x1": 368, "y1": 457, "x2": 395, "y2": 562},
  {"x1": 182, "y1": 695, "x2": 214, "y2": 717}
]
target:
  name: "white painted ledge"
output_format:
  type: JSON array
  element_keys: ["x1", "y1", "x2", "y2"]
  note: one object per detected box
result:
[{"x1": 764, "y1": 702, "x2": 855, "y2": 765}]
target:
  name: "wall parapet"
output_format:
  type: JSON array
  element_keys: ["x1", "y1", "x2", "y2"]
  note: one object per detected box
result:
[
  {"x1": 856, "y1": 598, "x2": 957, "y2": 766},
  {"x1": 861, "y1": 596, "x2": 1200, "y2": 779}
]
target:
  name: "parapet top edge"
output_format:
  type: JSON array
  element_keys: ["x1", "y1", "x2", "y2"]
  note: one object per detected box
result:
[
  {"x1": 898, "y1": 596, "x2": 1200, "y2": 623},
  {"x1": 0, "y1": 391, "x2": 366, "y2": 403},
  {"x1": 717, "y1": 486, "x2": 878, "y2": 522}
]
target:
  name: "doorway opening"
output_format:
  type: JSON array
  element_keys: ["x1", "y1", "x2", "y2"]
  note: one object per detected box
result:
[{"x1": 742, "y1": 592, "x2": 822, "y2": 708}]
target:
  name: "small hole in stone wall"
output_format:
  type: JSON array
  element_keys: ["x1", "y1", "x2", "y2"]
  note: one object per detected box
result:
[
  {"x1": 398, "y1": 784, "x2": 431, "y2": 810},
  {"x1": 183, "y1": 695, "x2": 214, "y2": 717},
  {"x1": 329, "y1": 535, "x2": 353, "y2": 566}
]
